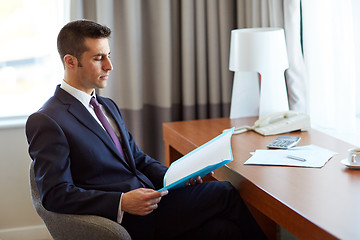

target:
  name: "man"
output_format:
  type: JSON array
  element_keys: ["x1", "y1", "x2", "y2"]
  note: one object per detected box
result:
[{"x1": 26, "y1": 20, "x2": 265, "y2": 240}]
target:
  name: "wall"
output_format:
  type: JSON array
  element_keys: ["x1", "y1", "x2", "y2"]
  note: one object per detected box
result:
[{"x1": 0, "y1": 125, "x2": 50, "y2": 240}]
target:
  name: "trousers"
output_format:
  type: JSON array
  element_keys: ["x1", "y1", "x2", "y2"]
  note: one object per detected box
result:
[{"x1": 122, "y1": 181, "x2": 266, "y2": 240}]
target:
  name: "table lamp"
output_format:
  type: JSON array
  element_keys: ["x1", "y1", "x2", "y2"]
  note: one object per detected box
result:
[{"x1": 229, "y1": 28, "x2": 289, "y2": 119}]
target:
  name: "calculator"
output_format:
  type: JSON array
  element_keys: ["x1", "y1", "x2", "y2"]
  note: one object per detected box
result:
[{"x1": 267, "y1": 136, "x2": 301, "y2": 149}]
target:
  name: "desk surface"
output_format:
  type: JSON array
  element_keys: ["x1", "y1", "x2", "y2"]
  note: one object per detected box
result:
[{"x1": 162, "y1": 117, "x2": 359, "y2": 240}]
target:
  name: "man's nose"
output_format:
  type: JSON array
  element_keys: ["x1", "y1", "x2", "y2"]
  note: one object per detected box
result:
[{"x1": 104, "y1": 57, "x2": 113, "y2": 71}]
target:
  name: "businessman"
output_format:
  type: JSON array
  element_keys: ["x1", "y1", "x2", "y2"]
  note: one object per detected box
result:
[{"x1": 26, "y1": 20, "x2": 265, "y2": 240}]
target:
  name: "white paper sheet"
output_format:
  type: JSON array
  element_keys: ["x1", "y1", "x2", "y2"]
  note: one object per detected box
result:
[{"x1": 244, "y1": 145, "x2": 338, "y2": 168}]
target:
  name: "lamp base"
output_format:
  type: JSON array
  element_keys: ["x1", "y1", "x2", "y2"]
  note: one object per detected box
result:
[
  {"x1": 258, "y1": 71, "x2": 289, "y2": 119},
  {"x1": 230, "y1": 72, "x2": 260, "y2": 119}
]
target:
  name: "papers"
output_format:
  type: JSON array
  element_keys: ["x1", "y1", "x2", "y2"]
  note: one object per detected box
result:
[
  {"x1": 158, "y1": 128, "x2": 234, "y2": 191},
  {"x1": 244, "y1": 145, "x2": 337, "y2": 168}
]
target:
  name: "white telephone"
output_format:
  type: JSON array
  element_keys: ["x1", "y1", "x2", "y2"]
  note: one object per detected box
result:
[{"x1": 233, "y1": 111, "x2": 311, "y2": 136}]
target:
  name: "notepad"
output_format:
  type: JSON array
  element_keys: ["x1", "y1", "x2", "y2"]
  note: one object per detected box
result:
[
  {"x1": 244, "y1": 145, "x2": 337, "y2": 168},
  {"x1": 158, "y1": 128, "x2": 234, "y2": 191}
]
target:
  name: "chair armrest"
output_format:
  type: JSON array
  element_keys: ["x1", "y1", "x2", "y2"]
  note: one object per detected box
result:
[
  {"x1": 29, "y1": 161, "x2": 131, "y2": 240},
  {"x1": 44, "y1": 212, "x2": 132, "y2": 240}
]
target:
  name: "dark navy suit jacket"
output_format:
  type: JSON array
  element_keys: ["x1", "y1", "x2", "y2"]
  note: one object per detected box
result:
[{"x1": 26, "y1": 86, "x2": 168, "y2": 221}]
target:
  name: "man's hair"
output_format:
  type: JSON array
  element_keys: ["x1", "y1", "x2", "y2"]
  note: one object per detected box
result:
[{"x1": 57, "y1": 19, "x2": 111, "y2": 65}]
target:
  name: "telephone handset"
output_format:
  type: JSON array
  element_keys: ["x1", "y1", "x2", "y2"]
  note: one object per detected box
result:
[
  {"x1": 253, "y1": 111, "x2": 310, "y2": 135},
  {"x1": 232, "y1": 111, "x2": 311, "y2": 136}
]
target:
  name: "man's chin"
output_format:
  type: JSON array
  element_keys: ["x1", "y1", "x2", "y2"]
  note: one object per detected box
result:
[{"x1": 97, "y1": 81, "x2": 107, "y2": 89}]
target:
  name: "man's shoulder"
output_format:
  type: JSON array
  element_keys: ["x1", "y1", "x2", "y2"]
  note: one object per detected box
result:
[
  {"x1": 26, "y1": 97, "x2": 65, "y2": 126},
  {"x1": 35, "y1": 86, "x2": 82, "y2": 113},
  {"x1": 27, "y1": 87, "x2": 73, "y2": 124},
  {"x1": 37, "y1": 94, "x2": 66, "y2": 114}
]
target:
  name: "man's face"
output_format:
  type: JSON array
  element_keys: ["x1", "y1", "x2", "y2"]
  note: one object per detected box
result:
[{"x1": 75, "y1": 37, "x2": 113, "y2": 94}]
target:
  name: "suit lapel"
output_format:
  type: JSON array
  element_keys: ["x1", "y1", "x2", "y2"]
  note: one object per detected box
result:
[
  {"x1": 54, "y1": 87, "x2": 132, "y2": 169},
  {"x1": 97, "y1": 97, "x2": 155, "y2": 188},
  {"x1": 96, "y1": 96, "x2": 136, "y2": 170},
  {"x1": 97, "y1": 96, "x2": 157, "y2": 188}
]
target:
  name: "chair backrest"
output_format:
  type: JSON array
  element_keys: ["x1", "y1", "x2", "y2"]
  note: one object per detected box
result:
[{"x1": 29, "y1": 161, "x2": 132, "y2": 240}]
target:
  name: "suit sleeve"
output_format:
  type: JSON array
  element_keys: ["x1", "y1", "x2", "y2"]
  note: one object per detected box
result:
[
  {"x1": 26, "y1": 112, "x2": 121, "y2": 221},
  {"x1": 127, "y1": 131, "x2": 168, "y2": 188}
]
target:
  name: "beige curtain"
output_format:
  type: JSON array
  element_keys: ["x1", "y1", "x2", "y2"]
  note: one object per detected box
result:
[{"x1": 70, "y1": 0, "x2": 306, "y2": 164}]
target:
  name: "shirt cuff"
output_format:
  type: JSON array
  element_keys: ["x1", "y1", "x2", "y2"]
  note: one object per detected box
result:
[{"x1": 117, "y1": 193, "x2": 124, "y2": 223}]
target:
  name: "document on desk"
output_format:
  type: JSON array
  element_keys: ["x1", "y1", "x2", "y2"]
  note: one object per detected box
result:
[
  {"x1": 158, "y1": 128, "x2": 234, "y2": 191},
  {"x1": 244, "y1": 145, "x2": 337, "y2": 168}
]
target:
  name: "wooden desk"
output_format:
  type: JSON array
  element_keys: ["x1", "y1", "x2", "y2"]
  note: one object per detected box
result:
[{"x1": 163, "y1": 117, "x2": 360, "y2": 240}]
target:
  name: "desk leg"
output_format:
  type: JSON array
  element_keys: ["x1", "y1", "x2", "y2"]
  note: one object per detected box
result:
[
  {"x1": 214, "y1": 166, "x2": 279, "y2": 240},
  {"x1": 247, "y1": 203, "x2": 279, "y2": 240},
  {"x1": 164, "y1": 143, "x2": 183, "y2": 167}
]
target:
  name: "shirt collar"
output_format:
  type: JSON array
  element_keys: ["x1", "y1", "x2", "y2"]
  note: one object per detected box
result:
[{"x1": 60, "y1": 80, "x2": 96, "y2": 107}]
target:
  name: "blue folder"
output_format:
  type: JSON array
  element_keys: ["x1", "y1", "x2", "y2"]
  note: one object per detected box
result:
[{"x1": 158, "y1": 127, "x2": 234, "y2": 191}]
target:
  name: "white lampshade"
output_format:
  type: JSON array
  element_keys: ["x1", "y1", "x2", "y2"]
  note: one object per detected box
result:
[{"x1": 229, "y1": 28, "x2": 289, "y2": 119}]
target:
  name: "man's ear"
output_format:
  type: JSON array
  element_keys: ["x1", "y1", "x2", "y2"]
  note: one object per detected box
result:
[{"x1": 64, "y1": 54, "x2": 78, "y2": 69}]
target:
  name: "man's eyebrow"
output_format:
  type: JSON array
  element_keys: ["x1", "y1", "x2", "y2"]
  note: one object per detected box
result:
[{"x1": 93, "y1": 52, "x2": 111, "y2": 57}]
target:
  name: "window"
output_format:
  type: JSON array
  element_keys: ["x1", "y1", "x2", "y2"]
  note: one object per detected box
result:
[
  {"x1": 0, "y1": 0, "x2": 69, "y2": 119},
  {"x1": 353, "y1": 1, "x2": 360, "y2": 119},
  {"x1": 303, "y1": 0, "x2": 360, "y2": 146}
]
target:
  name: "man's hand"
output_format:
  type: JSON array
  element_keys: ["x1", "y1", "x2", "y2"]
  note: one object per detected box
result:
[
  {"x1": 186, "y1": 171, "x2": 214, "y2": 186},
  {"x1": 121, "y1": 188, "x2": 168, "y2": 216}
]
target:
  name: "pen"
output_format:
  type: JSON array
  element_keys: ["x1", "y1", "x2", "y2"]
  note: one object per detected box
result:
[{"x1": 286, "y1": 155, "x2": 307, "y2": 162}]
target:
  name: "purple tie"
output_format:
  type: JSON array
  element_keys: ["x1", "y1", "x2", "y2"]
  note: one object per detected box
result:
[{"x1": 90, "y1": 97, "x2": 125, "y2": 158}]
